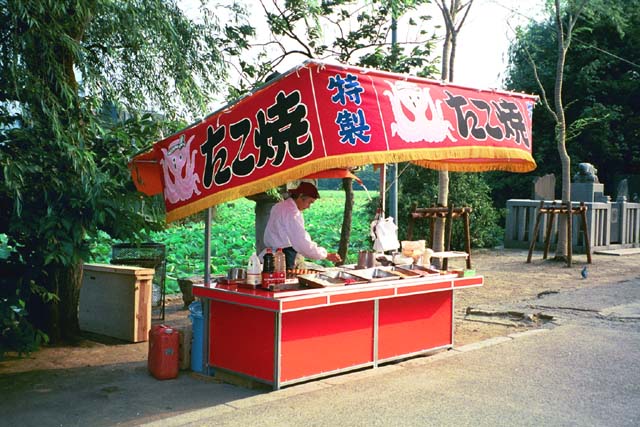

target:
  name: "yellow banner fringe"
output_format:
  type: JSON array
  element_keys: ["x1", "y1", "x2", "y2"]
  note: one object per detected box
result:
[{"x1": 166, "y1": 146, "x2": 535, "y2": 222}]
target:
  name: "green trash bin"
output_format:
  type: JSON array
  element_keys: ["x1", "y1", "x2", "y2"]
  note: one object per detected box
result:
[{"x1": 111, "y1": 243, "x2": 166, "y2": 320}]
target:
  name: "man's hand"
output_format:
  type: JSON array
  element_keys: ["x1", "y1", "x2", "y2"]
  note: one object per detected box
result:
[{"x1": 326, "y1": 252, "x2": 342, "y2": 264}]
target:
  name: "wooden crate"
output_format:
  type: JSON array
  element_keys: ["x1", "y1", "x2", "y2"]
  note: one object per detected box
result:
[
  {"x1": 79, "y1": 263, "x2": 154, "y2": 342},
  {"x1": 177, "y1": 325, "x2": 192, "y2": 370}
]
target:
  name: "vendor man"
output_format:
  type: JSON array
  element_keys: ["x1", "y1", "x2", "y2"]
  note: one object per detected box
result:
[{"x1": 263, "y1": 182, "x2": 342, "y2": 269}]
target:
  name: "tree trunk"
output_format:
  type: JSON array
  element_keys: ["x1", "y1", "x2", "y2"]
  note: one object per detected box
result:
[
  {"x1": 433, "y1": 0, "x2": 472, "y2": 264},
  {"x1": 434, "y1": 6, "x2": 452, "y2": 262},
  {"x1": 247, "y1": 192, "x2": 280, "y2": 254},
  {"x1": 441, "y1": 26, "x2": 451, "y2": 82},
  {"x1": 553, "y1": 0, "x2": 570, "y2": 260},
  {"x1": 554, "y1": 125, "x2": 571, "y2": 260},
  {"x1": 448, "y1": 32, "x2": 457, "y2": 82},
  {"x1": 30, "y1": 261, "x2": 84, "y2": 344},
  {"x1": 433, "y1": 170, "x2": 449, "y2": 263},
  {"x1": 338, "y1": 178, "x2": 354, "y2": 265},
  {"x1": 254, "y1": 200, "x2": 276, "y2": 255}
]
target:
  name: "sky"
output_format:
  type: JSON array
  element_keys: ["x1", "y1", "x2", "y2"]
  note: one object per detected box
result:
[
  {"x1": 181, "y1": 0, "x2": 545, "y2": 96},
  {"x1": 449, "y1": 0, "x2": 544, "y2": 88}
]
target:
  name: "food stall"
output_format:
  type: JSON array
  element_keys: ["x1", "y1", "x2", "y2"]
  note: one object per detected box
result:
[
  {"x1": 129, "y1": 60, "x2": 537, "y2": 388},
  {"x1": 194, "y1": 266, "x2": 481, "y2": 389}
]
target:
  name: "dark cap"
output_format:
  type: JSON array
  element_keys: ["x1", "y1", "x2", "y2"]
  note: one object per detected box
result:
[{"x1": 289, "y1": 182, "x2": 320, "y2": 199}]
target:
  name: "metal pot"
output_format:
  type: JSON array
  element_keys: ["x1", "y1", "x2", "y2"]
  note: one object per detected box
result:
[
  {"x1": 228, "y1": 268, "x2": 247, "y2": 280},
  {"x1": 357, "y1": 251, "x2": 375, "y2": 269}
]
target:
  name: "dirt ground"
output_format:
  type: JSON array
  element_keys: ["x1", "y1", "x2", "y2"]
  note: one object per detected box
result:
[{"x1": 2, "y1": 247, "x2": 639, "y2": 376}]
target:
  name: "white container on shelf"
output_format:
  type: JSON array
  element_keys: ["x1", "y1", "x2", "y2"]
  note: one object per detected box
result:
[{"x1": 246, "y1": 252, "x2": 262, "y2": 285}]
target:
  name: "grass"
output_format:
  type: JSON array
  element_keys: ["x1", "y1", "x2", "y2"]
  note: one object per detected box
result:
[{"x1": 89, "y1": 190, "x2": 375, "y2": 294}]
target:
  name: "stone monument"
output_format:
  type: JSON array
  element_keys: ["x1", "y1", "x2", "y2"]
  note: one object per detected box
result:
[
  {"x1": 571, "y1": 162, "x2": 608, "y2": 202},
  {"x1": 573, "y1": 162, "x2": 600, "y2": 183},
  {"x1": 616, "y1": 179, "x2": 628, "y2": 202},
  {"x1": 531, "y1": 174, "x2": 555, "y2": 200}
]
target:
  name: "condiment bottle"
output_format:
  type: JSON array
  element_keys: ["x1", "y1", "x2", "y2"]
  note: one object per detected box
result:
[
  {"x1": 247, "y1": 253, "x2": 261, "y2": 286},
  {"x1": 262, "y1": 248, "x2": 275, "y2": 290},
  {"x1": 274, "y1": 248, "x2": 286, "y2": 285}
]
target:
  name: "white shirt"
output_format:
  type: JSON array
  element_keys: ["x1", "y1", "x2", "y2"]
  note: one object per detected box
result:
[{"x1": 263, "y1": 197, "x2": 328, "y2": 260}]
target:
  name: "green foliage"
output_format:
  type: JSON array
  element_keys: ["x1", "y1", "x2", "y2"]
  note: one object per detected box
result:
[
  {"x1": 0, "y1": 234, "x2": 51, "y2": 358},
  {"x1": 229, "y1": 0, "x2": 439, "y2": 98},
  {"x1": 387, "y1": 165, "x2": 503, "y2": 249},
  {"x1": 0, "y1": 0, "x2": 250, "y2": 346},
  {"x1": 498, "y1": 0, "x2": 640, "y2": 203},
  {"x1": 316, "y1": 164, "x2": 380, "y2": 192},
  {"x1": 88, "y1": 183, "x2": 501, "y2": 298},
  {"x1": 78, "y1": 1, "x2": 236, "y2": 116},
  {"x1": 305, "y1": 191, "x2": 375, "y2": 259},
  {"x1": 88, "y1": 191, "x2": 375, "y2": 293}
]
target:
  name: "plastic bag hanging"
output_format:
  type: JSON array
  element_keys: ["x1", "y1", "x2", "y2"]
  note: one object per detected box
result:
[{"x1": 370, "y1": 212, "x2": 400, "y2": 252}]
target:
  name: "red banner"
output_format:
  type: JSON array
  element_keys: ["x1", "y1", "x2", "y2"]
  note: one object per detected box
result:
[{"x1": 130, "y1": 60, "x2": 537, "y2": 222}]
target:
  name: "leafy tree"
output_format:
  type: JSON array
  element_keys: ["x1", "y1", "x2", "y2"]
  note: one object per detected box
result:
[
  {"x1": 499, "y1": 0, "x2": 639, "y2": 205},
  {"x1": 368, "y1": 167, "x2": 503, "y2": 249},
  {"x1": 230, "y1": 0, "x2": 439, "y2": 97},
  {"x1": 431, "y1": 0, "x2": 473, "y2": 259},
  {"x1": 234, "y1": 0, "x2": 440, "y2": 262},
  {"x1": 529, "y1": 0, "x2": 589, "y2": 259},
  {"x1": 0, "y1": 1, "x2": 249, "y2": 345},
  {"x1": 0, "y1": 233, "x2": 50, "y2": 357},
  {"x1": 499, "y1": 0, "x2": 637, "y2": 254}
]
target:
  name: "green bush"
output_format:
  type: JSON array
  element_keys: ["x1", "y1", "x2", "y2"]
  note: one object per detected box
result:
[
  {"x1": 0, "y1": 234, "x2": 51, "y2": 358},
  {"x1": 88, "y1": 191, "x2": 375, "y2": 294},
  {"x1": 382, "y1": 165, "x2": 503, "y2": 249},
  {"x1": 87, "y1": 178, "x2": 503, "y2": 297}
]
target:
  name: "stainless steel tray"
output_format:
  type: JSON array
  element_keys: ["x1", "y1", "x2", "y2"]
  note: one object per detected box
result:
[
  {"x1": 298, "y1": 271, "x2": 367, "y2": 288},
  {"x1": 349, "y1": 268, "x2": 399, "y2": 282},
  {"x1": 394, "y1": 264, "x2": 440, "y2": 276},
  {"x1": 388, "y1": 266, "x2": 423, "y2": 278}
]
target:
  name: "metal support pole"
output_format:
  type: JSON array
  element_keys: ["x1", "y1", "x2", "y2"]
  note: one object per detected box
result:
[
  {"x1": 389, "y1": 165, "x2": 398, "y2": 222},
  {"x1": 203, "y1": 207, "x2": 213, "y2": 375},
  {"x1": 379, "y1": 165, "x2": 386, "y2": 215},
  {"x1": 204, "y1": 206, "x2": 212, "y2": 286},
  {"x1": 389, "y1": 16, "x2": 398, "y2": 224}
]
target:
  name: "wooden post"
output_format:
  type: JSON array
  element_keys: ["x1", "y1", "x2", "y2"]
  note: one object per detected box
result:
[
  {"x1": 543, "y1": 202, "x2": 556, "y2": 260},
  {"x1": 527, "y1": 201, "x2": 544, "y2": 263},
  {"x1": 567, "y1": 201, "x2": 573, "y2": 267},
  {"x1": 404, "y1": 204, "x2": 473, "y2": 268},
  {"x1": 443, "y1": 204, "x2": 454, "y2": 271},
  {"x1": 445, "y1": 205, "x2": 454, "y2": 251},
  {"x1": 526, "y1": 201, "x2": 593, "y2": 267},
  {"x1": 429, "y1": 215, "x2": 436, "y2": 249},
  {"x1": 463, "y1": 210, "x2": 472, "y2": 269},
  {"x1": 580, "y1": 202, "x2": 592, "y2": 264},
  {"x1": 407, "y1": 202, "x2": 417, "y2": 241}
]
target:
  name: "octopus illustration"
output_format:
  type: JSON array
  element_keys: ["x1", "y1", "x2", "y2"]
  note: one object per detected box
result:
[
  {"x1": 383, "y1": 80, "x2": 456, "y2": 143},
  {"x1": 160, "y1": 134, "x2": 201, "y2": 204}
]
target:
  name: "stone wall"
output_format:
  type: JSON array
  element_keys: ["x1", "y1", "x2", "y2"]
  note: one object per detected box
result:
[{"x1": 504, "y1": 199, "x2": 640, "y2": 253}]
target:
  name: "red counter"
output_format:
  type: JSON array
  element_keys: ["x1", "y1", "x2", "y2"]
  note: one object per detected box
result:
[{"x1": 193, "y1": 273, "x2": 482, "y2": 389}]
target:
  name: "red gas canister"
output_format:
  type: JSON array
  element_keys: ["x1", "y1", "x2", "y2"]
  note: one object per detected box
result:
[{"x1": 148, "y1": 324, "x2": 179, "y2": 380}]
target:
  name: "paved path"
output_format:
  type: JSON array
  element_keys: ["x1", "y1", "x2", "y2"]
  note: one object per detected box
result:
[
  {"x1": 141, "y1": 279, "x2": 640, "y2": 427},
  {"x1": 3, "y1": 278, "x2": 638, "y2": 426}
]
